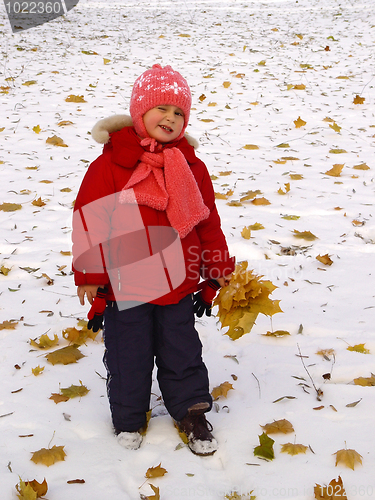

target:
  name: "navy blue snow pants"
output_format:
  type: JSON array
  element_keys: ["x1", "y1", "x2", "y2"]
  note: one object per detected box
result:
[{"x1": 103, "y1": 294, "x2": 212, "y2": 433}]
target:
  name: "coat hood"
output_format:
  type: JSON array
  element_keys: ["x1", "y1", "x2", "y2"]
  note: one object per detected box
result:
[{"x1": 91, "y1": 114, "x2": 199, "y2": 149}]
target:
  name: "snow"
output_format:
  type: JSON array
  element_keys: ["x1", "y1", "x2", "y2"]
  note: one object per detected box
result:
[{"x1": 1, "y1": 0, "x2": 375, "y2": 498}]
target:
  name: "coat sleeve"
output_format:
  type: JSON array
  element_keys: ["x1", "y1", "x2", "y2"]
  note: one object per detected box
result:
[
  {"x1": 194, "y1": 160, "x2": 235, "y2": 280},
  {"x1": 72, "y1": 152, "x2": 115, "y2": 287}
]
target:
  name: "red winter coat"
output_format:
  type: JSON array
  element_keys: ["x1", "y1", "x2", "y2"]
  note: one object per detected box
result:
[{"x1": 72, "y1": 126, "x2": 235, "y2": 305}]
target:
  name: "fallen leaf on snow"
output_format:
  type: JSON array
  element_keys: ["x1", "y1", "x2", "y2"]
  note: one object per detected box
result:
[
  {"x1": 334, "y1": 448, "x2": 362, "y2": 470},
  {"x1": 65, "y1": 94, "x2": 86, "y2": 103},
  {"x1": 280, "y1": 442, "x2": 308, "y2": 455},
  {"x1": 32, "y1": 197, "x2": 46, "y2": 207},
  {"x1": 254, "y1": 432, "x2": 275, "y2": 460},
  {"x1": 251, "y1": 197, "x2": 271, "y2": 205},
  {"x1": 211, "y1": 381, "x2": 234, "y2": 400},
  {"x1": 46, "y1": 136, "x2": 68, "y2": 147},
  {"x1": 262, "y1": 330, "x2": 290, "y2": 337},
  {"x1": 314, "y1": 476, "x2": 347, "y2": 499},
  {"x1": 0, "y1": 203, "x2": 22, "y2": 212},
  {"x1": 316, "y1": 254, "x2": 333, "y2": 266},
  {"x1": 353, "y1": 95, "x2": 365, "y2": 104},
  {"x1": 241, "y1": 227, "x2": 251, "y2": 240},
  {"x1": 294, "y1": 117, "x2": 306, "y2": 128},
  {"x1": 30, "y1": 333, "x2": 58, "y2": 349},
  {"x1": 145, "y1": 463, "x2": 168, "y2": 479},
  {"x1": 325, "y1": 164, "x2": 344, "y2": 176},
  {"x1": 0, "y1": 320, "x2": 18, "y2": 330},
  {"x1": 353, "y1": 373, "x2": 375, "y2": 386},
  {"x1": 293, "y1": 230, "x2": 318, "y2": 241},
  {"x1": 31, "y1": 366, "x2": 44, "y2": 376},
  {"x1": 261, "y1": 419, "x2": 294, "y2": 434},
  {"x1": 30, "y1": 445, "x2": 66, "y2": 467},
  {"x1": 347, "y1": 343, "x2": 370, "y2": 354},
  {"x1": 46, "y1": 346, "x2": 84, "y2": 365}
]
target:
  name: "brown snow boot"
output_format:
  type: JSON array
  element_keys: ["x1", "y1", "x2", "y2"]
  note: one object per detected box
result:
[{"x1": 175, "y1": 402, "x2": 218, "y2": 456}]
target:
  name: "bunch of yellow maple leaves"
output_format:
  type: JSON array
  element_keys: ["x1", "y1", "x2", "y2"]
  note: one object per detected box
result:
[{"x1": 213, "y1": 261, "x2": 282, "y2": 340}]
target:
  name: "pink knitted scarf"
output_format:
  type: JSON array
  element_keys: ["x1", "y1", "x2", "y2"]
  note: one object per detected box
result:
[{"x1": 119, "y1": 138, "x2": 210, "y2": 238}]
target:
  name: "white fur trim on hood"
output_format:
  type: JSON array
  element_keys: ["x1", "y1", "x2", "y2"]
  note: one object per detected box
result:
[{"x1": 91, "y1": 114, "x2": 199, "y2": 149}]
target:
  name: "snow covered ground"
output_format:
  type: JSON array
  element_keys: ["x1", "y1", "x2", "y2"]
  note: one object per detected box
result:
[{"x1": 1, "y1": 0, "x2": 375, "y2": 498}]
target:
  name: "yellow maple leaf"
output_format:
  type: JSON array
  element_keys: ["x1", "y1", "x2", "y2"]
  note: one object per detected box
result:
[
  {"x1": 32, "y1": 197, "x2": 46, "y2": 207},
  {"x1": 243, "y1": 144, "x2": 259, "y2": 150},
  {"x1": 49, "y1": 393, "x2": 70, "y2": 404},
  {"x1": 215, "y1": 189, "x2": 233, "y2": 200},
  {"x1": 145, "y1": 463, "x2": 168, "y2": 479},
  {"x1": 211, "y1": 381, "x2": 234, "y2": 400},
  {"x1": 62, "y1": 325, "x2": 98, "y2": 345},
  {"x1": 214, "y1": 262, "x2": 282, "y2": 340},
  {"x1": 262, "y1": 330, "x2": 290, "y2": 337},
  {"x1": 251, "y1": 197, "x2": 271, "y2": 205},
  {"x1": 329, "y1": 149, "x2": 347, "y2": 154},
  {"x1": 353, "y1": 95, "x2": 365, "y2": 104},
  {"x1": 31, "y1": 445, "x2": 66, "y2": 467},
  {"x1": 293, "y1": 230, "x2": 318, "y2": 241},
  {"x1": 46, "y1": 135, "x2": 68, "y2": 147},
  {"x1": 261, "y1": 419, "x2": 294, "y2": 434},
  {"x1": 249, "y1": 222, "x2": 264, "y2": 230},
  {"x1": 0, "y1": 265, "x2": 11, "y2": 276},
  {"x1": 16, "y1": 479, "x2": 38, "y2": 500},
  {"x1": 223, "y1": 81, "x2": 231, "y2": 88},
  {"x1": 33, "y1": 125, "x2": 41, "y2": 134},
  {"x1": 347, "y1": 343, "x2": 370, "y2": 354},
  {"x1": 334, "y1": 448, "x2": 362, "y2": 470},
  {"x1": 329, "y1": 122, "x2": 341, "y2": 133},
  {"x1": 289, "y1": 174, "x2": 304, "y2": 180},
  {"x1": 278, "y1": 183, "x2": 290, "y2": 195},
  {"x1": 314, "y1": 476, "x2": 347, "y2": 499},
  {"x1": 65, "y1": 94, "x2": 86, "y2": 103},
  {"x1": 46, "y1": 346, "x2": 84, "y2": 365},
  {"x1": 353, "y1": 373, "x2": 375, "y2": 386},
  {"x1": 293, "y1": 84, "x2": 306, "y2": 90},
  {"x1": 294, "y1": 116, "x2": 306, "y2": 128},
  {"x1": 60, "y1": 382, "x2": 90, "y2": 399},
  {"x1": 281, "y1": 442, "x2": 308, "y2": 455},
  {"x1": 0, "y1": 203, "x2": 22, "y2": 212},
  {"x1": 325, "y1": 164, "x2": 344, "y2": 177},
  {"x1": 31, "y1": 366, "x2": 44, "y2": 376},
  {"x1": 142, "y1": 484, "x2": 160, "y2": 500},
  {"x1": 25, "y1": 479, "x2": 48, "y2": 498},
  {"x1": 353, "y1": 163, "x2": 369, "y2": 170},
  {"x1": 30, "y1": 333, "x2": 58, "y2": 349},
  {"x1": 316, "y1": 254, "x2": 333, "y2": 266},
  {"x1": 241, "y1": 226, "x2": 251, "y2": 240},
  {"x1": 240, "y1": 190, "x2": 262, "y2": 202},
  {"x1": 0, "y1": 320, "x2": 18, "y2": 330}
]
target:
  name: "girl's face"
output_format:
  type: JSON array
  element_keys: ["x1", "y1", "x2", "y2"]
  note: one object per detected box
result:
[{"x1": 142, "y1": 105, "x2": 185, "y2": 143}]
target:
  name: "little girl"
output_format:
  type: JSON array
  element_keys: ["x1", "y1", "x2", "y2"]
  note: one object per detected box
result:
[{"x1": 72, "y1": 64, "x2": 234, "y2": 456}]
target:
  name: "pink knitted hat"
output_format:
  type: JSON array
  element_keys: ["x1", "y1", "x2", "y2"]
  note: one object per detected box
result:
[{"x1": 130, "y1": 64, "x2": 192, "y2": 141}]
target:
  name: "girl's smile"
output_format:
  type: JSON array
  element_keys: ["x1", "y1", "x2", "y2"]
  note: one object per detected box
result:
[{"x1": 142, "y1": 105, "x2": 185, "y2": 143}]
